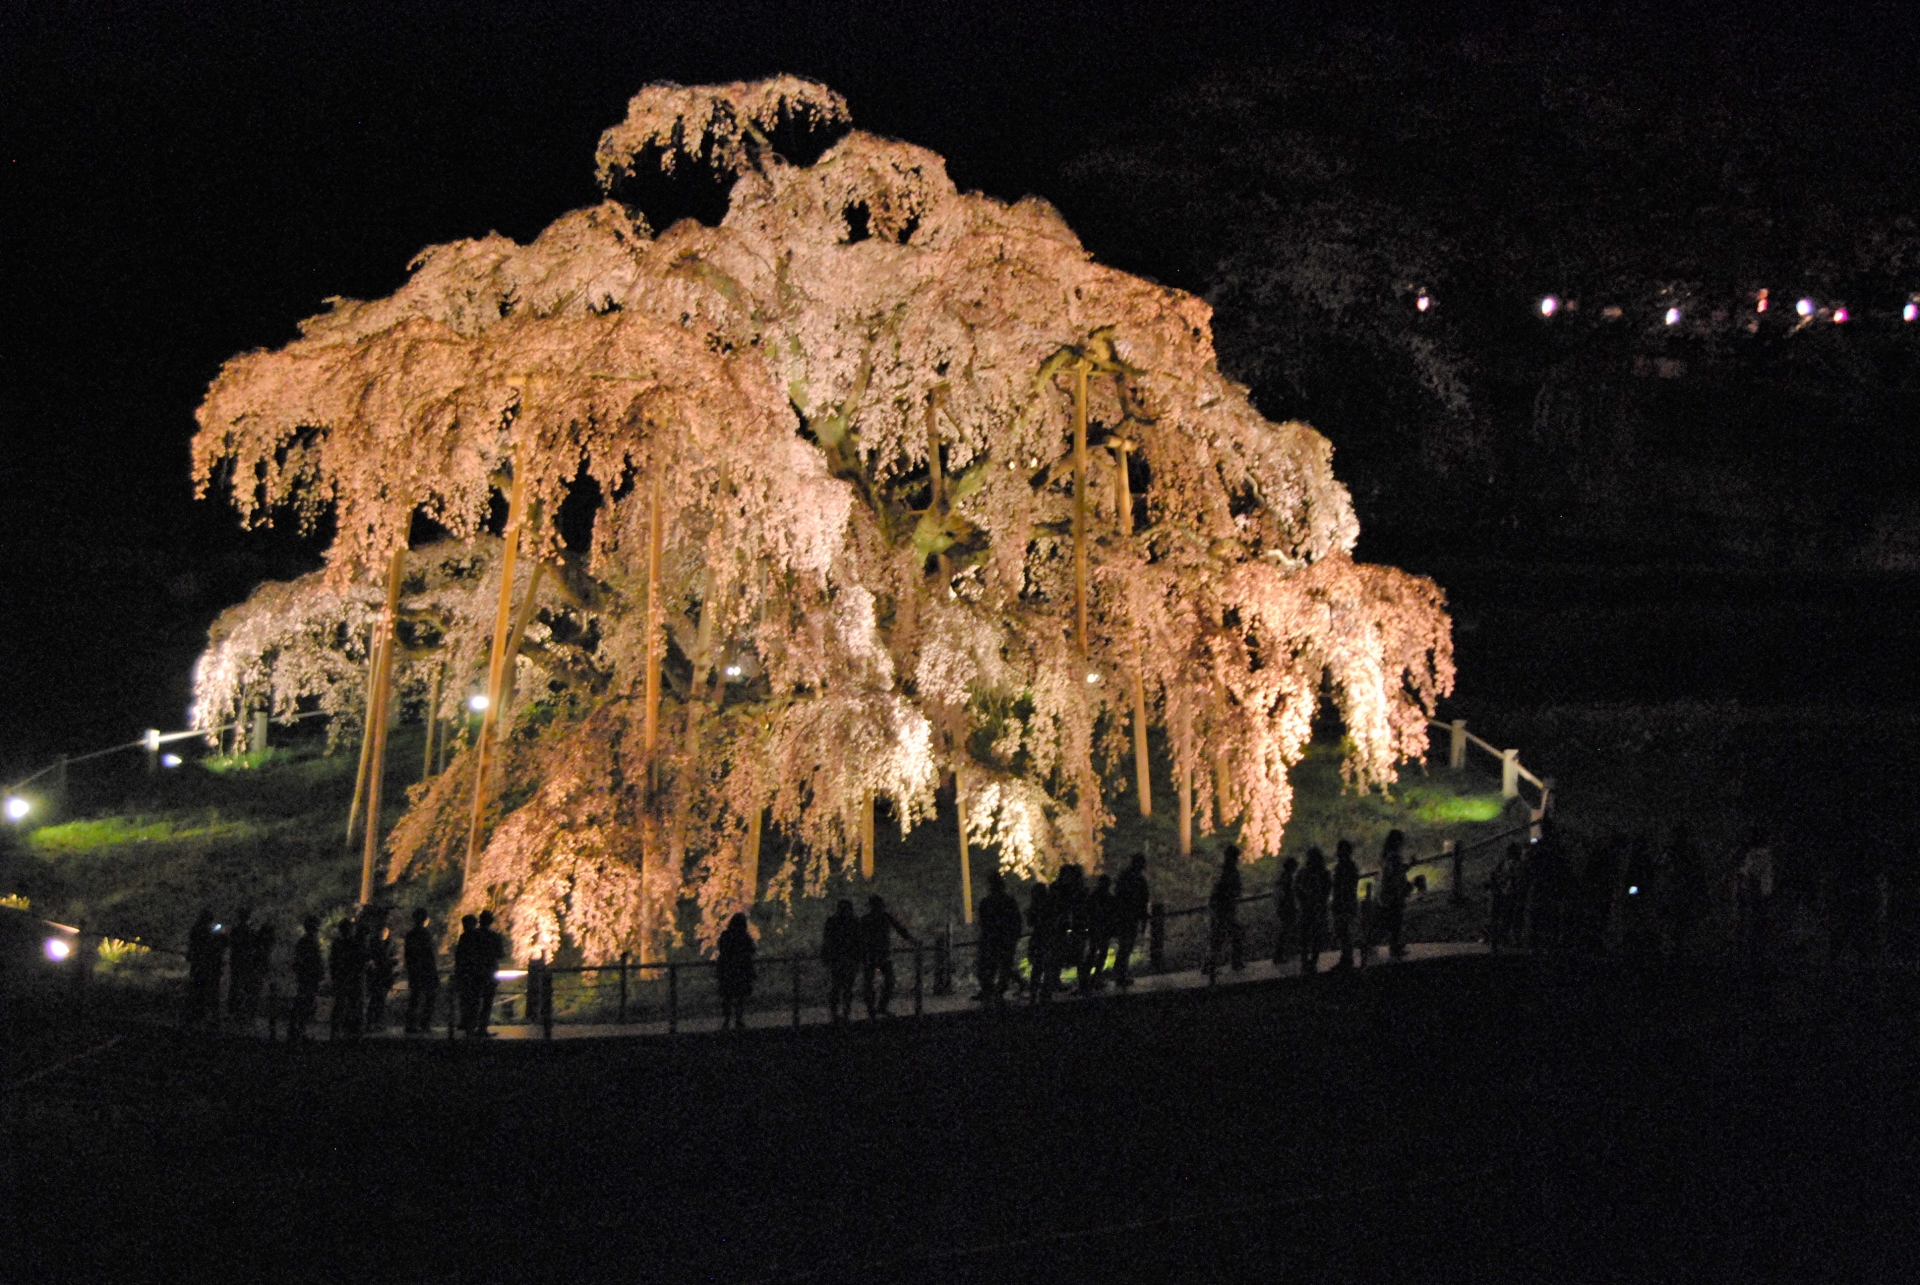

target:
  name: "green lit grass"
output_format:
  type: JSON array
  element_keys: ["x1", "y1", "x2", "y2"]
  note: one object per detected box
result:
[{"x1": 28, "y1": 815, "x2": 265, "y2": 854}]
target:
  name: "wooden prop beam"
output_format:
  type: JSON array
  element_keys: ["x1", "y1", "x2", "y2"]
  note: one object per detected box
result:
[
  {"x1": 1110, "y1": 434, "x2": 1151, "y2": 818},
  {"x1": 860, "y1": 790, "x2": 876, "y2": 879},
  {"x1": 955, "y1": 766, "x2": 973, "y2": 925},
  {"x1": 1071, "y1": 358, "x2": 1089, "y2": 654},
  {"x1": 643, "y1": 470, "x2": 665, "y2": 759},
  {"x1": 743, "y1": 803, "x2": 763, "y2": 905},
  {"x1": 422, "y1": 662, "x2": 443, "y2": 781},
  {"x1": 359, "y1": 546, "x2": 406, "y2": 905},
  {"x1": 464, "y1": 466, "x2": 525, "y2": 883},
  {"x1": 344, "y1": 639, "x2": 381, "y2": 846}
]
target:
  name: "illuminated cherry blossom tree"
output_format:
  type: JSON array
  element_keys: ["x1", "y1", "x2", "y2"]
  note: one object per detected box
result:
[{"x1": 192, "y1": 77, "x2": 1453, "y2": 960}]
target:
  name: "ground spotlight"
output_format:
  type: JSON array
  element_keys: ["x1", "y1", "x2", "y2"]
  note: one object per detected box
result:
[
  {"x1": 161, "y1": 753, "x2": 183, "y2": 768},
  {"x1": 5, "y1": 796, "x2": 29, "y2": 822},
  {"x1": 1906, "y1": 302, "x2": 1919, "y2": 323},
  {"x1": 1538, "y1": 295, "x2": 1559, "y2": 317},
  {"x1": 1833, "y1": 306, "x2": 1850, "y2": 324},
  {"x1": 44, "y1": 937, "x2": 71, "y2": 962},
  {"x1": 1664, "y1": 307, "x2": 1682, "y2": 326},
  {"x1": 1415, "y1": 293, "x2": 1431, "y2": 312},
  {"x1": 1797, "y1": 297, "x2": 1816, "y2": 317}
]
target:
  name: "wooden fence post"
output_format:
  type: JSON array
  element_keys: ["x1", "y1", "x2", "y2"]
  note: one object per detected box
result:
[
  {"x1": 1501, "y1": 748, "x2": 1520, "y2": 798},
  {"x1": 1149, "y1": 902, "x2": 1166, "y2": 973},
  {"x1": 542, "y1": 966, "x2": 554, "y2": 1041},
  {"x1": 1449, "y1": 841, "x2": 1466, "y2": 906},
  {"x1": 1449, "y1": 719, "x2": 1467, "y2": 770},
  {"x1": 617, "y1": 953, "x2": 629, "y2": 1024},
  {"x1": 790, "y1": 959, "x2": 801, "y2": 1028},
  {"x1": 667, "y1": 963, "x2": 679, "y2": 1034}
]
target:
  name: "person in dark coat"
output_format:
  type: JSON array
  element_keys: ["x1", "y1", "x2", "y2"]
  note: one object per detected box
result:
[
  {"x1": 1081, "y1": 874, "x2": 1117, "y2": 993},
  {"x1": 1113, "y1": 853, "x2": 1150, "y2": 987},
  {"x1": 1049, "y1": 864, "x2": 1088, "y2": 993},
  {"x1": 453, "y1": 913, "x2": 482, "y2": 1033},
  {"x1": 1488, "y1": 843, "x2": 1523, "y2": 953},
  {"x1": 1296, "y1": 847, "x2": 1331, "y2": 974},
  {"x1": 859, "y1": 895, "x2": 917, "y2": 1018},
  {"x1": 1025, "y1": 881, "x2": 1055, "y2": 1001},
  {"x1": 715, "y1": 912, "x2": 756, "y2": 1030},
  {"x1": 1273, "y1": 856, "x2": 1298, "y2": 966},
  {"x1": 821, "y1": 899, "x2": 861, "y2": 1023},
  {"x1": 224, "y1": 909, "x2": 255, "y2": 1021},
  {"x1": 290, "y1": 915, "x2": 324, "y2": 1042},
  {"x1": 403, "y1": 908, "x2": 439, "y2": 1034},
  {"x1": 974, "y1": 873, "x2": 1023, "y2": 1003},
  {"x1": 1331, "y1": 840, "x2": 1360, "y2": 969},
  {"x1": 1378, "y1": 830, "x2": 1410, "y2": 959},
  {"x1": 1204, "y1": 847, "x2": 1245, "y2": 979},
  {"x1": 184, "y1": 908, "x2": 225, "y2": 1031},
  {"x1": 328, "y1": 917, "x2": 366, "y2": 1040},
  {"x1": 471, "y1": 910, "x2": 506, "y2": 1035},
  {"x1": 363, "y1": 909, "x2": 397, "y2": 1032}
]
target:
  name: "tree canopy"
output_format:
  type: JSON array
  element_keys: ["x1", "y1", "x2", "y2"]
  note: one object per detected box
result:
[{"x1": 193, "y1": 78, "x2": 1452, "y2": 960}]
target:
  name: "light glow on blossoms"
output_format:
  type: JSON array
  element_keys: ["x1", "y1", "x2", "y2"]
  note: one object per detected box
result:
[{"x1": 190, "y1": 78, "x2": 1454, "y2": 961}]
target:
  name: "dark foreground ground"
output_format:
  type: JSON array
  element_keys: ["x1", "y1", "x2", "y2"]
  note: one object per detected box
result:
[{"x1": 5, "y1": 956, "x2": 1916, "y2": 1284}]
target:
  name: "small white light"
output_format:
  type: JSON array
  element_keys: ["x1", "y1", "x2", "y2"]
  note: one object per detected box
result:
[
  {"x1": 723, "y1": 664, "x2": 743, "y2": 679},
  {"x1": 1797, "y1": 298, "x2": 1815, "y2": 317},
  {"x1": 1756, "y1": 290, "x2": 1770, "y2": 313},
  {"x1": 1664, "y1": 307, "x2": 1682, "y2": 326},
  {"x1": 1833, "y1": 306, "x2": 1850, "y2": 324},
  {"x1": 468, "y1": 694, "x2": 490, "y2": 712},
  {"x1": 1628, "y1": 885, "x2": 1639, "y2": 896},
  {"x1": 1415, "y1": 294, "x2": 1430, "y2": 312},
  {"x1": 4, "y1": 796, "x2": 28, "y2": 822},
  {"x1": 1085, "y1": 671, "x2": 1101, "y2": 685},
  {"x1": 1539, "y1": 295, "x2": 1559, "y2": 317},
  {"x1": 45, "y1": 937, "x2": 71, "y2": 962},
  {"x1": 161, "y1": 753, "x2": 182, "y2": 768},
  {"x1": 1905, "y1": 303, "x2": 1918, "y2": 323}
]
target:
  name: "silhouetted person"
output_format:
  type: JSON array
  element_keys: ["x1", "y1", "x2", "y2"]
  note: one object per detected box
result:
[
  {"x1": 328, "y1": 918, "x2": 366, "y2": 1039},
  {"x1": 472, "y1": 910, "x2": 506, "y2": 1035},
  {"x1": 1328, "y1": 841, "x2": 1360, "y2": 968},
  {"x1": 975, "y1": 873, "x2": 1022, "y2": 1003},
  {"x1": 290, "y1": 915, "x2": 323, "y2": 1042},
  {"x1": 859, "y1": 895, "x2": 916, "y2": 1018},
  {"x1": 224, "y1": 909, "x2": 255, "y2": 1020},
  {"x1": 1113, "y1": 854, "x2": 1150, "y2": 987},
  {"x1": 1204, "y1": 846, "x2": 1245, "y2": 979},
  {"x1": 1734, "y1": 828, "x2": 1774, "y2": 972},
  {"x1": 1378, "y1": 830, "x2": 1410, "y2": 959},
  {"x1": 716, "y1": 912, "x2": 756, "y2": 1030},
  {"x1": 403, "y1": 908, "x2": 439, "y2": 1034},
  {"x1": 363, "y1": 909, "x2": 397, "y2": 1032},
  {"x1": 453, "y1": 913, "x2": 482, "y2": 1033},
  {"x1": 1665, "y1": 824, "x2": 1708, "y2": 959},
  {"x1": 1525, "y1": 820, "x2": 1566, "y2": 950},
  {"x1": 1025, "y1": 881, "x2": 1055, "y2": 1000},
  {"x1": 185, "y1": 908, "x2": 225, "y2": 1031},
  {"x1": 1273, "y1": 856, "x2": 1298, "y2": 966},
  {"x1": 1488, "y1": 843, "x2": 1523, "y2": 953},
  {"x1": 1081, "y1": 874, "x2": 1116, "y2": 992},
  {"x1": 821, "y1": 899, "x2": 861, "y2": 1023},
  {"x1": 1296, "y1": 847, "x2": 1331, "y2": 973},
  {"x1": 1050, "y1": 863, "x2": 1088, "y2": 993}
]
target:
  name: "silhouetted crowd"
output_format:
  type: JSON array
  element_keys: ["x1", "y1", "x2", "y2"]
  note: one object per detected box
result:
[{"x1": 184, "y1": 904, "x2": 509, "y2": 1040}]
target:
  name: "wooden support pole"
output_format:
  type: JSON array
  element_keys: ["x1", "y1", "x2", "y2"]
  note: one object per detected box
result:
[
  {"x1": 1111, "y1": 434, "x2": 1152, "y2": 819},
  {"x1": 743, "y1": 803, "x2": 762, "y2": 905},
  {"x1": 498, "y1": 563, "x2": 546, "y2": 722},
  {"x1": 927, "y1": 396, "x2": 949, "y2": 581},
  {"x1": 464, "y1": 466, "x2": 525, "y2": 883},
  {"x1": 955, "y1": 766, "x2": 973, "y2": 925},
  {"x1": 1071, "y1": 358, "x2": 1090, "y2": 654},
  {"x1": 422, "y1": 663, "x2": 442, "y2": 781},
  {"x1": 860, "y1": 790, "x2": 876, "y2": 880},
  {"x1": 344, "y1": 637, "x2": 381, "y2": 845},
  {"x1": 359, "y1": 546, "x2": 406, "y2": 906},
  {"x1": 1175, "y1": 698, "x2": 1193, "y2": 857},
  {"x1": 644, "y1": 470, "x2": 666, "y2": 760}
]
